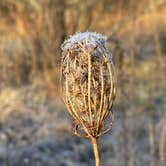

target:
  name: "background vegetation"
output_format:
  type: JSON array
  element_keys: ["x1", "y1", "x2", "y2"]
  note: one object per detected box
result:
[{"x1": 0, "y1": 0, "x2": 165, "y2": 165}]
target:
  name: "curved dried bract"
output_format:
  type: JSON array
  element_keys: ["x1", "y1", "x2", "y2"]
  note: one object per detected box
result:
[{"x1": 61, "y1": 32, "x2": 116, "y2": 138}]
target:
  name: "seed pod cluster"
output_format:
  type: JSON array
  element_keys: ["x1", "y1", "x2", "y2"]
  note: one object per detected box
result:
[{"x1": 61, "y1": 32, "x2": 116, "y2": 138}]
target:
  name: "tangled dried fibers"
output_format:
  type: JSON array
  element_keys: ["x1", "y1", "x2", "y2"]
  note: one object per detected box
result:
[{"x1": 61, "y1": 32, "x2": 116, "y2": 138}]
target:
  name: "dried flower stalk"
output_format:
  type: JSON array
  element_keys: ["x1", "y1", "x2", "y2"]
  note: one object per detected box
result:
[{"x1": 60, "y1": 32, "x2": 116, "y2": 166}]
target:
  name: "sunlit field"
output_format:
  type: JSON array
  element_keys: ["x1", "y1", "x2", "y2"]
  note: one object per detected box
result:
[{"x1": 0, "y1": 0, "x2": 165, "y2": 166}]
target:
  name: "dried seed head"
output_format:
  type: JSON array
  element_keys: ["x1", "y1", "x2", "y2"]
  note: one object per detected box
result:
[{"x1": 61, "y1": 32, "x2": 116, "y2": 138}]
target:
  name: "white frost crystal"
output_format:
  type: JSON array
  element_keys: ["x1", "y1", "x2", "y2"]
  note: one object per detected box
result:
[{"x1": 61, "y1": 31, "x2": 107, "y2": 51}]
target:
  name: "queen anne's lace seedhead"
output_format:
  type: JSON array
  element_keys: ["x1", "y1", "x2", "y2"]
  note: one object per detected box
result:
[{"x1": 61, "y1": 32, "x2": 116, "y2": 138}]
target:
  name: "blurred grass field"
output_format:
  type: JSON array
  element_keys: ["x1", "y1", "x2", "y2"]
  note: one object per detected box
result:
[{"x1": 0, "y1": 0, "x2": 166, "y2": 166}]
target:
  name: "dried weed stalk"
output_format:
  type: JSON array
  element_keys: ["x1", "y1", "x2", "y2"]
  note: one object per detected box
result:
[{"x1": 60, "y1": 32, "x2": 116, "y2": 166}]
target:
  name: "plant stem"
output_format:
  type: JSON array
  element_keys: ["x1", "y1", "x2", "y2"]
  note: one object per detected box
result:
[{"x1": 91, "y1": 137, "x2": 100, "y2": 166}]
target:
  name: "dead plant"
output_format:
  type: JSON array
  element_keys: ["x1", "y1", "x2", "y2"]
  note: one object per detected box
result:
[{"x1": 60, "y1": 32, "x2": 116, "y2": 166}]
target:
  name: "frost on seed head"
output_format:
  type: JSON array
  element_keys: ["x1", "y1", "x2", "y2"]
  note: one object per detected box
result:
[
  {"x1": 61, "y1": 31, "x2": 116, "y2": 138},
  {"x1": 61, "y1": 31, "x2": 107, "y2": 52}
]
